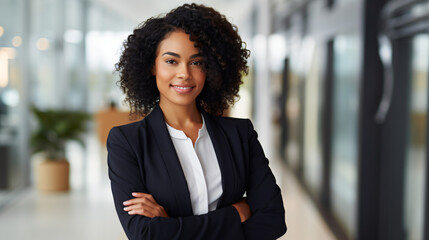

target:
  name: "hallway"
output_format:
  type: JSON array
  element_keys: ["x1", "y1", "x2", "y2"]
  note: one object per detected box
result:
[{"x1": 0, "y1": 137, "x2": 335, "y2": 240}]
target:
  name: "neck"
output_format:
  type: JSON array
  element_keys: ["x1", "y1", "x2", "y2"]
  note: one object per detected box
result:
[{"x1": 159, "y1": 102, "x2": 202, "y2": 130}]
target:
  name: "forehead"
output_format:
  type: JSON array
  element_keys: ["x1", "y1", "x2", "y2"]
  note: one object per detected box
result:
[{"x1": 156, "y1": 31, "x2": 199, "y2": 55}]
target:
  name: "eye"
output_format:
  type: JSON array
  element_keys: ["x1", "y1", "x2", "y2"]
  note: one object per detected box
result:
[
  {"x1": 165, "y1": 59, "x2": 177, "y2": 64},
  {"x1": 191, "y1": 60, "x2": 203, "y2": 66}
]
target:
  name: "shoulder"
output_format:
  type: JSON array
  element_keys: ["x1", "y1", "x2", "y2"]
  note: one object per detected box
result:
[
  {"x1": 213, "y1": 115, "x2": 250, "y2": 125},
  {"x1": 107, "y1": 106, "x2": 164, "y2": 142},
  {"x1": 112, "y1": 119, "x2": 147, "y2": 132},
  {"x1": 208, "y1": 115, "x2": 254, "y2": 134},
  {"x1": 110, "y1": 108, "x2": 159, "y2": 134},
  {"x1": 107, "y1": 119, "x2": 148, "y2": 144}
]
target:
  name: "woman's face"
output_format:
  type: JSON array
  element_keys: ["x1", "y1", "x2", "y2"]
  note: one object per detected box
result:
[{"x1": 154, "y1": 30, "x2": 206, "y2": 109}]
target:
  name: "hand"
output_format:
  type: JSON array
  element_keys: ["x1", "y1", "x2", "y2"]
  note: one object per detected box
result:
[
  {"x1": 232, "y1": 198, "x2": 251, "y2": 223},
  {"x1": 123, "y1": 192, "x2": 169, "y2": 218}
]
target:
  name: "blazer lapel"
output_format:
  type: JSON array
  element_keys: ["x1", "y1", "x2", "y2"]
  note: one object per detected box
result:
[
  {"x1": 202, "y1": 111, "x2": 237, "y2": 208},
  {"x1": 146, "y1": 105, "x2": 193, "y2": 216}
]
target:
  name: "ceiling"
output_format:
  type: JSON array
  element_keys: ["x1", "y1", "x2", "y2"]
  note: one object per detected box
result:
[{"x1": 94, "y1": 0, "x2": 254, "y2": 29}]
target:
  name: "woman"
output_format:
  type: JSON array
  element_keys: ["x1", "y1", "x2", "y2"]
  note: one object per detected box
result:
[{"x1": 108, "y1": 3, "x2": 286, "y2": 239}]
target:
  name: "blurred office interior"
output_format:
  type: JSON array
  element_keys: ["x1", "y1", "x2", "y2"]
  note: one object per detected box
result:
[{"x1": 0, "y1": 0, "x2": 428, "y2": 239}]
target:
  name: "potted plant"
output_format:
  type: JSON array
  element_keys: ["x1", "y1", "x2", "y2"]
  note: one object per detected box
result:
[{"x1": 30, "y1": 106, "x2": 91, "y2": 192}]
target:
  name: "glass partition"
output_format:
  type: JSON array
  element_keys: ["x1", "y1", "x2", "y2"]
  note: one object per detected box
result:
[
  {"x1": 404, "y1": 33, "x2": 429, "y2": 240},
  {"x1": 330, "y1": 34, "x2": 360, "y2": 237},
  {"x1": 302, "y1": 38, "x2": 323, "y2": 196},
  {"x1": 0, "y1": 0, "x2": 27, "y2": 205},
  {"x1": 286, "y1": 38, "x2": 305, "y2": 172},
  {"x1": 0, "y1": 0, "x2": 134, "y2": 207}
]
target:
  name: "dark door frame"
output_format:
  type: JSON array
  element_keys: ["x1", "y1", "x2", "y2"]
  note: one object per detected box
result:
[{"x1": 373, "y1": 1, "x2": 429, "y2": 240}]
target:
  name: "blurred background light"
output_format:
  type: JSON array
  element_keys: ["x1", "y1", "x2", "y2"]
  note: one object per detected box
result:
[
  {"x1": 12, "y1": 36, "x2": 22, "y2": 47},
  {"x1": 36, "y1": 38, "x2": 50, "y2": 51},
  {"x1": 253, "y1": 34, "x2": 268, "y2": 71},
  {"x1": 0, "y1": 26, "x2": 4, "y2": 37},
  {"x1": 0, "y1": 48, "x2": 16, "y2": 88},
  {"x1": 268, "y1": 34, "x2": 287, "y2": 72},
  {"x1": 0, "y1": 51, "x2": 8, "y2": 88},
  {"x1": 1, "y1": 88, "x2": 19, "y2": 107},
  {"x1": 86, "y1": 31, "x2": 129, "y2": 71},
  {"x1": 64, "y1": 30, "x2": 83, "y2": 44}
]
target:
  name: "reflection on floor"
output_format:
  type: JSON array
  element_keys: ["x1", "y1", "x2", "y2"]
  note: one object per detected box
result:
[
  {"x1": 271, "y1": 160, "x2": 336, "y2": 240},
  {"x1": 0, "y1": 137, "x2": 336, "y2": 240}
]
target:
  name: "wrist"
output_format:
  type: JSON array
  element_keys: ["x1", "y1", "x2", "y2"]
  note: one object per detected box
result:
[{"x1": 232, "y1": 201, "x2": 251, "y2": 223}]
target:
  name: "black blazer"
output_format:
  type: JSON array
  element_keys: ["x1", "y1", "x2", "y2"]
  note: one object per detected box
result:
[{"x1": 107, "y1": 105, "x2": 286, "y2": 240}]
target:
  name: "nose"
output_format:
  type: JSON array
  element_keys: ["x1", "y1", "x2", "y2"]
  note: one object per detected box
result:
[{"x1": 176, "y1": 64, "x2": 190, "y2": 79}]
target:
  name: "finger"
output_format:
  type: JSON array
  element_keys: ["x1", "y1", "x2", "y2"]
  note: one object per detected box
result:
[
  {"x1": 124, "y1": 197, "x2": 158, "y2": 209},
  {"x1": 123, "y1": 203, "x2": 141, "y2": 212},
  {"x1": 128, "y1": 208, "x2": 152, "y2": 217},
  {"x1": 131, "y1": 192, "x2": 156, "y2": 202},
  {"x1": 132, "y1": 192, "x2": 157, "y2": 203},
  {"x1": 123, "y1": 197, "x2": 149, "y2": 206},
  {"x1": 126, "y1": 204, "x2": 159, "y2": 218},
  {"x1": 124, "y1": 202, "x2": 151, "y2": 211},
  {"x1": 124, "y1": 201, "x2": 167, "y2": 218},
  {"x1": 124, "y1": 202, "x2": 164, "y2": 216},
  {"x1": 123, "y1": 193, "x2": 156, "y2": 206}
]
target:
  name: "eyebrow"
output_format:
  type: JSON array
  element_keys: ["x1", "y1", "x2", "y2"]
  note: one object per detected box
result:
[{"x1": 162, "y1": 52, "x2": 202, "y2": 59}]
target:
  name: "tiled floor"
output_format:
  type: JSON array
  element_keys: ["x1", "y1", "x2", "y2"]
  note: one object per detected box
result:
[{"x1": 0, "y1": 137, "x2": 336, "y2": 240}]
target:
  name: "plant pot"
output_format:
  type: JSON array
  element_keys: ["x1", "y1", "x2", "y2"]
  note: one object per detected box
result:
[{"x1": 35, "y1": 159, "x2": 70, "y2": 192}]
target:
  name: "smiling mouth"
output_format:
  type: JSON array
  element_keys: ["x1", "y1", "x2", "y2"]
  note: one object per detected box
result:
[
  {"x1": 171, "y1": 85, "x2": 195, "y2": 93},
  {"x1": 173, "y1": 86, "x2": 193, "y2": 90}
]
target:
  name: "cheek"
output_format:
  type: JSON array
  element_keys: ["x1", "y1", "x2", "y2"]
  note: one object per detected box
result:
[
  {"x1": 194, "y1": 70, "x2": 206, "y2": 86},
  {"x1": 201, "y1": 75, "x2": 207, "y2": 89},
  {"x1": 155, "y1": 65, "x2": 174, "y2": 82}
]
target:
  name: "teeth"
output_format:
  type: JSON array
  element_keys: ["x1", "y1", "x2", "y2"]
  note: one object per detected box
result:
[{"x1": 174, "y1": 86, "x2": 192, "y2": 90}]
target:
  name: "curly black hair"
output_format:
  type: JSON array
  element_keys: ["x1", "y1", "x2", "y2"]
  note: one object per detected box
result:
[{"x1": 115, "y1": 3, "x2": 250, "y2": 117}]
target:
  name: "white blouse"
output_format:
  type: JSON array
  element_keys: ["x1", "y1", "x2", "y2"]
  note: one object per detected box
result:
[{"x1": 165, "y1": 116, "x2": 223, "y2": 215}]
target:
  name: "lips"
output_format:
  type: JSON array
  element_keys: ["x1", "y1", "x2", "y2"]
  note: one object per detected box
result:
[{"x1": 171, "y1": 85, "x2": 195, "y2": 94}]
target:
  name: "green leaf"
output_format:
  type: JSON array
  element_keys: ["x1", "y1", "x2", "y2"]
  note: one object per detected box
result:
[{"x1": 30, "y1": 106, "x2": 91, "y2": 160}]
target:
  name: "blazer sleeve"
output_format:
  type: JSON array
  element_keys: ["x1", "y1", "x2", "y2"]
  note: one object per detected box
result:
[
  {"x1": 107, "y1": 126, "x2": 245, "y2": 240},
  {"x1": 241, "y1": 120, "x2": 287, "y2": 239}
]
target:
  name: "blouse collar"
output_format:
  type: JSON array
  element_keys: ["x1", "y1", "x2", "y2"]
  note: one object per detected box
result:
[{"x1": 165, "y1": 114, "x2": 206, "y2": 140}]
